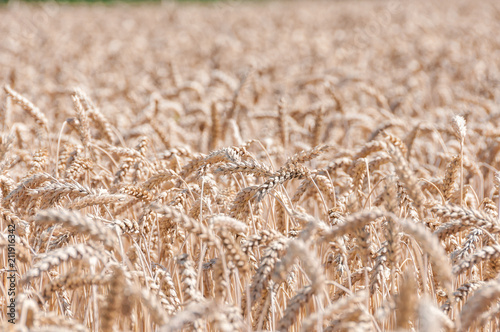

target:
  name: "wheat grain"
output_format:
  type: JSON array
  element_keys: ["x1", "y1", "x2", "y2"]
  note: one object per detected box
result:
[{"x1": 2, "y1": 2, "x2": 499, "y2": 331}]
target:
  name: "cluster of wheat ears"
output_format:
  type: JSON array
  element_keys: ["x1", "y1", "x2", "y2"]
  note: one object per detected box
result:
[{"x1": 1, "y1": 0, "x2": 500, "y2": 331}]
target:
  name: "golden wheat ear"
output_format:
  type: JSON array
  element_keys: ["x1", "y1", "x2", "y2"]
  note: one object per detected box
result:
[{"x1": 4, "y1": 2, "x2": 500, "y2": 331}]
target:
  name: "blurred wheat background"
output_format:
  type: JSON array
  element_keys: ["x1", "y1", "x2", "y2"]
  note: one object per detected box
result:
[{"x1": 1, "y1": 0, "x2": 500, "y2": 331}]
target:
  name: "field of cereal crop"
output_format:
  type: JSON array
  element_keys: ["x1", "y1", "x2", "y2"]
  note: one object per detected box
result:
[{"x1": 1, "y1": 0, "x2": 500, "y2": 330}]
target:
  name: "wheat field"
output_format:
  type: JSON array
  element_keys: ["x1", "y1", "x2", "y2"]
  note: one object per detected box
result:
[{"x1": 1, "y1": 0, "x2": 500, "y2": 331}]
